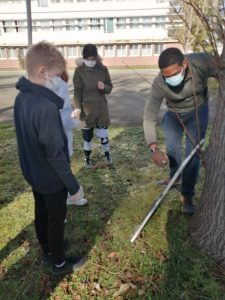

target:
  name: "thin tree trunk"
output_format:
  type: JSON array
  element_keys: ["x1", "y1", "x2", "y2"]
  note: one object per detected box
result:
[{"x1": 190, "y1": 71, "x2": 225, "y2": 265}]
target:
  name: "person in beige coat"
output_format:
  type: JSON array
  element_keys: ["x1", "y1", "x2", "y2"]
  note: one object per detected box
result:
[{"x1": 72, "y1": 44, "x2": 113, "y2": 168}]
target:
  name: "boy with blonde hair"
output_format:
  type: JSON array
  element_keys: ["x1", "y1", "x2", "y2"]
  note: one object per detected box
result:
[{"x1": 14, "y1": 41, "x2": 87, "y2": 275}]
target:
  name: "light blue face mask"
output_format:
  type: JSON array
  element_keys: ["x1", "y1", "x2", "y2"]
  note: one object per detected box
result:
[
  {"x1": 44, "y1": 75, "x2": 63, "y2": 93},
  {"x1": 165, "y1": 69, "x2": 184, "y2": 87}
]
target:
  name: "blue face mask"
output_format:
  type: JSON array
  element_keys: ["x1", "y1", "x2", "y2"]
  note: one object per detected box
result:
[
  {"x1": 44, "y1": 74, "x2": 62, "y2": 93},
  {"x1": 165, "y1": 69, "x2": 184, "y2": 87}
]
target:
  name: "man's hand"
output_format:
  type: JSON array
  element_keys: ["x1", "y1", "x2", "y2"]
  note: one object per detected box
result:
[
  {"x1": 152, "y1": 150, "x2": 168, "y2": 167},
  {"x1": 70, "y1": 186, "x2": 84, "y2": 202},
  {"x1": 71, "y1": 108, "x2": 81, "y2": 119}
]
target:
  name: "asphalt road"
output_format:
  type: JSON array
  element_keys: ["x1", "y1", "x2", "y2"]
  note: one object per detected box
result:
[{"x1": 0, "y1": 69, "x2": 216, "y2": 125}]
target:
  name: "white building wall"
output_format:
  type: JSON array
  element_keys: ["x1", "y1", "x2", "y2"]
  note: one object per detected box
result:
[{"x1": 0, "y1": 0, "x2": 180, "y2": 68}]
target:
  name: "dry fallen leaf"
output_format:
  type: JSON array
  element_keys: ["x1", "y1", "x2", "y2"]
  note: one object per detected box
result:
[
  {"x1": 113, "y1": 283, "x2": 130, "y2": 298},
  {"x1": 108, "y1": 252, "x2": 119, "y2": 259},
  {"x1": 138, "y1": 288, "x2": 145, "y2": 296},
  {"x1": 134, "y1": 275, "x2": 145, "y2": 285},
  {"x1": 124, "y1": 271, "x2": 132, "y2": 279},
  {"x1": 155, "y1": 250, "x2": 168, "y2": 262},
  {"x1": 72, "y1": 295, "x2": 81, "y2": 300},
  {"x1": 0, "y1": 264, "x2": 6, "y2": 280},
  {"x1": 93, "y1": 282, "x2": 101, "y2": 291},
  {"x1": 129, "y1": 283, "x2": 137, "y2": 290}
]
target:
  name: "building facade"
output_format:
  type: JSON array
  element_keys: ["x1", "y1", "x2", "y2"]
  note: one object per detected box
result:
[{"x1": 0, "y1": 0, "x2": 180, "y2": 69}]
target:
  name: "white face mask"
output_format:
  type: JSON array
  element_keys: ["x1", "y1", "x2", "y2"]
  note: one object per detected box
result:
[
  {"x1": 84, "y1": 59, "x2": 96, "y2": 68},
  {"x1": 165, "y1": 68, "x2": 185, "y2": 87},
  {"x1": 44, "y1": 74, "x2": 62, "y2": 93}
]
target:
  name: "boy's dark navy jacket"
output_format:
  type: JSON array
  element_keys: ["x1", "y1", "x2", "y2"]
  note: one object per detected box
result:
[{"x1": 14, "y1": 76, "x2": 80, "y2": 195}]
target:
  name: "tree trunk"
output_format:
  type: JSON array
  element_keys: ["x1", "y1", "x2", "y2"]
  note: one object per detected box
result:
[{"x1": 190, "y1": 70, "x2": 225, "y2": 265}]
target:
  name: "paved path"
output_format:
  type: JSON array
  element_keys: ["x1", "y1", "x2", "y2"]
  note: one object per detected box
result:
[{"x1": 0, "y1": 69, "x2": 217, "y2": 125}]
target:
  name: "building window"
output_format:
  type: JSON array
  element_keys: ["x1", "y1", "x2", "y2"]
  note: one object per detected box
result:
[
  {"x1": 0, "y1": 0, "x2": 24, "y2": 3},
  {"x1": 67, "y1": 46, "x2": 77, "y2": 57},
  {"x1": 37, "y1": 0, "x2": 48, "y2": 6},
  {"x1": 116, "y1": 18, "x2": 126, "y2": 29},
  {"x1": 53, "y1": 20, "x2": 64, "y2": 31},
  {"x1": 116, "y1": 45, "x2": 126, "y2": 56},
  {"x1": 104, "y1": 18, "x2": 114, "y2": 33},
  {"x1": 142, "y1": 44, "x2": 152, "y2": 56},
  {"x1": 3, "y1": 21, "x2": 16, "y2": 33},
  {"x1": 129, "y1": 17, "x2": 139, "y2": 29},
  {"x1": 77, "y1": 0, "x2": 86, "y2": 2},
  {"x1": 155, "y1": 16, "x2": 166, "y2": 22},
  {"x1": 155, "y1": 23, "x2": 164, "y2": 28},
  {"x1": 155, "y1": 16, "x2": 166, "y2": 28},
  {"x1": 40, "y1": 20, "x2": 51, "y2": 31},
  {"x1": 32, "y1": 21, "x2": 37, "y2": 32},
  {"x1": 6, "y1": 0, "x2": 24, "y2": 3},
  {"x1": 129, "y1": 44, "x2": 139, "y2": 56},
  {"x1": 65, "y1": 19, "x2": 77, "y2": 31},
  {"x1": 0, "y1": 48, "x2": 6, "y2": 59},
  {"x1": 16, "y1": 20, "x2": 27, "y2": 32},
  {"x1": 51, "y1": 0, "x2": 60, "y2": 2},
  {"x1": 78, "y1": 19, "x2": 89, "y2": 30},
  {"x1": 142, "y1": 17, "x2": 153, "y2": 28},
  {"x1": 91, "y1": 18, "x2": 101, "y2": 30},
  {"x1": 64, "y1": 0, "x2": 73, "y2": 2},
  {"x1": 8, "y1": 48, "x2": 17, "y2": 59},
  {"x1": 19, "y1": 48, "x2": 27, "y2": 57},
  {"x1": 153, "y1": 44, "x2": 164, "y2": 55},
  {"x1": 104, "y1": 45, "x2": 114, "y2": 57}
]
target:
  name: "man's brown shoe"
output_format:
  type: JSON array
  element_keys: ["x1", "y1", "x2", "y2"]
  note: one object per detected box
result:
[{"x1": 181, "y1": 196, "x2": 195, "y2": 215}]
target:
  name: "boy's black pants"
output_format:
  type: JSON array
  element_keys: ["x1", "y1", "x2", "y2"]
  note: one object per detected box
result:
[{"x1": 32, "y1": 188, "x2": 67, "y2": 264}]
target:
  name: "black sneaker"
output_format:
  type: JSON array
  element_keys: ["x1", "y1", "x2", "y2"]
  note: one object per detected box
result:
[
  {"x1": 51, "y1": 256, "x2": 87, "y2": 275},
  {"x1": 84, "y1": 157, "x2": 92, "y2": 168},
  {"x1": 104, "y1": 152, "x2": 112, "y2": 165},
  {"x1": 41, "y1": 239, "x2": 69, "y2": 265}
]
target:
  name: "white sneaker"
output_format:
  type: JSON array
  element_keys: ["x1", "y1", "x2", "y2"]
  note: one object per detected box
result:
[{"x1": 67, "y1": 197, "x2": 88, "y2": 206}]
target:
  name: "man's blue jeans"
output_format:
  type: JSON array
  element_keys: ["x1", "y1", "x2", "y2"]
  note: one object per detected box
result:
[{"x1": 162, "y1": 102, "x2": 208, "y2": 200}]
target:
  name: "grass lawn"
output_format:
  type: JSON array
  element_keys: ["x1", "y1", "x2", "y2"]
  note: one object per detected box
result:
[{"x1": 0, "y1": 122, "x2": 225, "y2": 300}]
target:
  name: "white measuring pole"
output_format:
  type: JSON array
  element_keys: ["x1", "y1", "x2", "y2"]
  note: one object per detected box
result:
[{"x1": 130, "y1": 139, "x2": 204, "y2": 243}]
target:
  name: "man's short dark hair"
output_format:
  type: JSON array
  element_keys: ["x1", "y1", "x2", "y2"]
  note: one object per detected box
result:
[
  {"x1": 82, "y1": 44, "x2": 98, "y2": 59},
  {"x1": 158, "y1": 47, "x2": 184, "y2": 69}
]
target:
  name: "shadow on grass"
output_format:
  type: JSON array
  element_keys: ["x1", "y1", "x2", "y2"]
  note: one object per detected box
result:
[
  {"x1": 0, "y1": 122, "x2": 29, "y2": 211},
  {"x1": 161, "y1": 209, "x2": 225, "y2": 299}
]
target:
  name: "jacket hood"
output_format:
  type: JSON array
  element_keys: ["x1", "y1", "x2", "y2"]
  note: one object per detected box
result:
[
  {"x1": 75, "y1": 55, "x2": 103, "y2": 67},
  {"x1": 16, "y1": 76, "x2": 64, "y2": 110}
]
